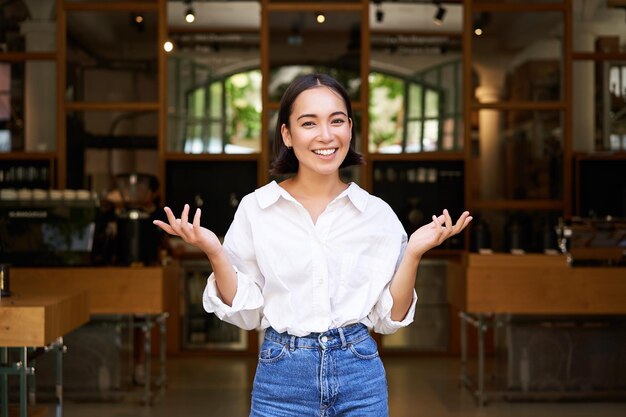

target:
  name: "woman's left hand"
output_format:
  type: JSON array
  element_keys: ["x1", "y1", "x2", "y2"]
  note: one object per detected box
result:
[{"x1": 407, "y1": 209, "x2": 472, "y2": 258}]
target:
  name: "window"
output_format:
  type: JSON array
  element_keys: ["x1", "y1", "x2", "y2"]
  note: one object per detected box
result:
[{"x1": 369, "y1": 60, "x2": 463, "y2": 153}]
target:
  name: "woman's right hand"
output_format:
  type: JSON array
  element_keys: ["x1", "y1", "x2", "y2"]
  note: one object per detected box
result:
[{"x1": 153, "y1": 204, "x2": 223, "y2": 258}]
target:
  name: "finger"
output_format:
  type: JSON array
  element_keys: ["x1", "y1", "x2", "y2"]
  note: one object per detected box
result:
[
  {"x1": 153, "y1": 220, "x2": 178, "y2": 236},
  {"x1": 193, "y1": 208, "x2": 201, "y2": 229},
  {"x1": 452, "y1": 211, "x2": 471, "y2": 234},
  {"x1": 163, "y1": 206, "x2": 177, "y2": 226},
  {"x1": 181, "y1": 204, "x2": 190, "y2": 227},
  {"x1": 454, "y1": 211, "x2": 472, "y2": 233},
  {"x1": 431, "y1": 214, "x2": 444, "y2": 242},
  {"x1": 443, "y1": 209, "x2": 453, "y2": 231}
]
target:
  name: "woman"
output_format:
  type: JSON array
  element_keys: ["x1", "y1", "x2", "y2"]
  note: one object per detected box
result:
[{"x1": 154, "y1": 73, "x2": 472, "y2": 416}]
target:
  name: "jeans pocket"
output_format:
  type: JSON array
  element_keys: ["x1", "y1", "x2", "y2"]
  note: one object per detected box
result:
[
  {"x1": 258, "y1": 339, "x2": 288, "y2": 364},
  {"x1": 348, "y1": 335, "x2": 380, "y2": 360}
]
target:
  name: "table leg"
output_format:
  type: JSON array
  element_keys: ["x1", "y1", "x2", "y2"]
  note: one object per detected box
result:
[
  {"x1": 158, "y1": 313, "x2": 168, "y2": 392},
  {"x1": 55, "y1": 338, "x2": 64, "y2": 417},
  {"x1": 1, "y1": 347, "x2": 8, "y2": 417},
  {"x1": 477, "y1": 315, "x2": 485, "y2": 406},
  {"x1": 18, "y1": 348, "x2": 27, "y2": 417},
  {"x1": 460, "y1": 312, "x2": 467, "y2": 386},
  {"x1": 143, "y1": 316, "x2": 152, "y2": 405}
]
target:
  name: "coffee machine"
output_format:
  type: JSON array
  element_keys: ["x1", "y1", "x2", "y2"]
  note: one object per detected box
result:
[{"x1": 114, "y1": 173, "x2": 159, "y2": 266}]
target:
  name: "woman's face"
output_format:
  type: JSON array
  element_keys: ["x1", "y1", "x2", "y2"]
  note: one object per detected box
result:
[{"x1": 281, "y1": 86, "x2": 352, "y2": 178}]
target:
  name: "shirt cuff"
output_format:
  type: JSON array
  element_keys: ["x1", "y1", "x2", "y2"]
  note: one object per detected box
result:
[
  {"x1": 374, "y1": 287, "x2": 418, "y2": 333},
  {"x1": 202, "y1": 266, "x2": 263, "y2": 319}
]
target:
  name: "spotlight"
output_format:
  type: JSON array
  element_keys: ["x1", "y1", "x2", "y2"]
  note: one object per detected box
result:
[
  {"x1": 130, "y1": 12, "x2": 145, "y2": 32},
  {"x1": 433, "y1": 4, "x2": 446, "y2": 26},
  {"x1": 185, "y1": 7, "x2": 195, "y2": 23},
  {"x1": 163, "y1": 41, "x2": 174, "y2": 52},
  {"x1": 473, "y1": 12, "x2": 490, "y2": 37},
  {"x1": 316, "y1": 12, "x2": 326, "y2": 24}
]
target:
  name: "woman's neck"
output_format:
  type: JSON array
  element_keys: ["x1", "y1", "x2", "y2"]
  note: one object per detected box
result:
[{"x1": 281, "y1": 171, "x2": 347, "y2": 201}]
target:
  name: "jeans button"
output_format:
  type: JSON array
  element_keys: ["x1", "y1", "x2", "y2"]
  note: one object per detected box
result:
[{"x1": 321, "y1": 336, "x2": 328, "y2": 343}]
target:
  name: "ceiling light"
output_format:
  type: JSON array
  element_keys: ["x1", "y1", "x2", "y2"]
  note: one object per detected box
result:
[
  {"x1": 163, "y1": 41, "x2": 174, "y2": 52},
  {"x1": 185, "y1": 7, "x2": 195, "y2": 23},
  {"x1": 474, "y1": 28, "x2": 483, "y2": 36},
  {"x1": 433, "y1": 4, "x2": 446, "y2": 26},
  {"x1": 316, "y1": 13, "x2": 326, "y2": 24}
]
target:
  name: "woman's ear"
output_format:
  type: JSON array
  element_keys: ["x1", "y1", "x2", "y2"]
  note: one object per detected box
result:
[{"x1": 280, "y1": 124, "x2": 292, "y2": 148}]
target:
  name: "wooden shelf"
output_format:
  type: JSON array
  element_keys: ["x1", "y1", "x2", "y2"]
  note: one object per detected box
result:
[
  {"x1": 64, "y1": 1, "x2": 159, "y2": 12},
  {"x1": 470, "y1": 199, "x2": 564, "y2": 211},
  {"x1": 472, "y1": 2, "x2": 566, "y2": 12},
  {"x1": 573, "y1": 151, "x2": 626, "y2": 161},
  {"x1": 470, "y1": 101, "x2": 566, "y2": 111},
  {"x1": 368, "y1": 152, "x2": 465, "y2": 162},
  {"x1": 0, "y1": 152, "x2": 56, "y2": 161},
  {"x1": 572, "y1": 52, "x2": 626, "y2": 61},
  {"x1": 65, "y1": 101, "x2": 159, "y2": 111},
  {"x1": 164, "y1": 152, "x2": 260, "y2": 162},
  {"x1": 266, "y1": 2, "x2": 363, "y2": 12},
  {"x1": 0, "y1": 52, "x2": 56, "y2": 62}
]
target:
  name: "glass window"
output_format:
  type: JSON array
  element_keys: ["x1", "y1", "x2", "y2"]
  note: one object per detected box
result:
[
  {"x1": 369, "y1": 61, "x2": 463, "y2": 153},
  {"x1": 368, "y1": 72, "x2": 404, "y2": 153},
  {"x1": 167, "y1": 63, "x2": 262, "y2": 154}
]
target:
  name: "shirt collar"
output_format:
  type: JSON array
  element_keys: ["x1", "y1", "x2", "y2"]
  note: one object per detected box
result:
[{"x1": 254, "y1": 180, "x2": 369, "y2": 212}]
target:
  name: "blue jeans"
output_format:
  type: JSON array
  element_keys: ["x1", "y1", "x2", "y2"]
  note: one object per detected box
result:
[{"x1": 250, "y1": 323, "x2": 388, "y2": 417}]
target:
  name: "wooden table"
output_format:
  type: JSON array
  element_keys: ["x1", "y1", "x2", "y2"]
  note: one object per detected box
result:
[
  {"x1": 10, "y1": 264, "x2": 181, "y2": 405},
  {"x1": 448, "y1": 254, "x2": 626, "y2": 405},
  {"x1": 0, "y1": 291, "x2": 89, "y2": 417}
]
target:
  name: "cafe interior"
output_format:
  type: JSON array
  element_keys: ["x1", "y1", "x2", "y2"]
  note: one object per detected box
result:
[{"x1": 1, "y1": 0, "x2": 626, "y2": 416}]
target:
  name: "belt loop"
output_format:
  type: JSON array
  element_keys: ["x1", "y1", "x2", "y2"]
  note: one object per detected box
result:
[
  {"x1": 289, "y1": 335, "x2": 296, "y2": 351},
  {"x1": 338, "y1": 327, "x2": 348, "y2": 350}
]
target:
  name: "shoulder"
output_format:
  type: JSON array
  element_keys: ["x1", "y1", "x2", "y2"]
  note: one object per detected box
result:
[
  {"x1": 235, "y1": 181, "x2": 280, "y2": 214},
  {"x1": 348, "y1": 183, "x2": 405, "y2": 234},
  {"x1": 349, "y1": 182, "x2": 395, "y2": 216}
]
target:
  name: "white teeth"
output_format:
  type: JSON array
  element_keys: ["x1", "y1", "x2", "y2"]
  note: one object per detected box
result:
[{"x1": 313, "y1": 148, "x2": 336, "y2": 156}]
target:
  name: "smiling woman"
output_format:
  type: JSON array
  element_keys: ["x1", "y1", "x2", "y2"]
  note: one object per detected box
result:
[{"x1": 153, "y1": 73, "x2": 471, "y2": 416}]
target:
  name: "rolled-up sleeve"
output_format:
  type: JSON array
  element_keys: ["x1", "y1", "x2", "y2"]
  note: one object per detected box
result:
[
  {"x1": 368, "y1": 286, "x2": 417, "y2": 334},
  {"x1": 203, "y1": 266, "x2": 264, "y2": 330},
  {"x1": 202, "y1": 196, "x2": 265, "y2": 330}
]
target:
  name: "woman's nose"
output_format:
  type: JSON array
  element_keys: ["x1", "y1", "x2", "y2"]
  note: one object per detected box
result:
[{"x1": 319, "y1": 124, "x2": 333, "y2": 141}]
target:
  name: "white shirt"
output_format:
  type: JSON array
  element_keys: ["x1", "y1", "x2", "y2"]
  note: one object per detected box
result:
[{"x1": 203, "y1": 180, "x2": 417, "y2": 336}]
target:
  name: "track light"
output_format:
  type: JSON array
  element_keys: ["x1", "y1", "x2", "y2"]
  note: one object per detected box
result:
[
  {"x1": 130, "y1": 12, "x2": 145, "y2": 32},
  {"x1": 316, "y1": 12, "x2": 326, "y2": 24},
  {"x1": 184, "y1": 0, "x2": 195, "y2": 23},
  {"x1": 185, "y1": 7, "x2": 195, "y2": 23},
  {"x1": 374, "y1": 1, "x2": 384, "y2": 23},
  {"x1": 473, "y1": 12, "x2": 490, "y2": 36},
  {"x1": 433, "y1": 3, "x2": 446, "y2": 26}
]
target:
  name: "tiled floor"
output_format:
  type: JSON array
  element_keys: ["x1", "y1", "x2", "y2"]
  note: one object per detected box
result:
[{"x1": 43, "y1": 356, "x2": 626, "y2": 417}]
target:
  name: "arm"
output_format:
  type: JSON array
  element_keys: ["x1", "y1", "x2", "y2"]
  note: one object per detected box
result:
[
  {"x1": 154, "y1": 204, "x2": 238, "y2": 305},
  {"x1": 389, "y1": 209, "x2": 472, "y2": 321}
]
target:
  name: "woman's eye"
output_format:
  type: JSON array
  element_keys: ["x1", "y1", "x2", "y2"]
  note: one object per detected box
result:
[
  {"x1": 302, "y1": 121, "x2": 315, "y2": 127},
  {"x1": 332, "y1": 118, "x2": 346, "y2": 125}
]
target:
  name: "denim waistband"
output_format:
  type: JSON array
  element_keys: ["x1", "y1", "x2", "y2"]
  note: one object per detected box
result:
[{"x1": 264, "y1": 323, "x2": 370, "y2": 350}]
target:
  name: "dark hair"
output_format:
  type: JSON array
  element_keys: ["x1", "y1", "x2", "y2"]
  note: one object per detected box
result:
[{"x1": 270, "y1": 73, "x2": 364, "y2": 175}]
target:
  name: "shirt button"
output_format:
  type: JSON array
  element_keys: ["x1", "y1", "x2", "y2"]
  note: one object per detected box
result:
[{"x1": 321, "y1": 336, "x2": 328, "y2": 343}]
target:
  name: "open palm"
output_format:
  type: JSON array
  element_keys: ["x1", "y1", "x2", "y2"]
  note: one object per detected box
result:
[
  {"x1": 407, "y1": 209, "x2": 472, "y2": 258},
  {"x1": 153, "y1": 204, "x2": 223, "y2": 258}
]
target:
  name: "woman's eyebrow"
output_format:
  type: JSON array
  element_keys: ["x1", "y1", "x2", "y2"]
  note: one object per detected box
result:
[{"x1": 296, "y1": 111, "x2": 347, "y2": 121}]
